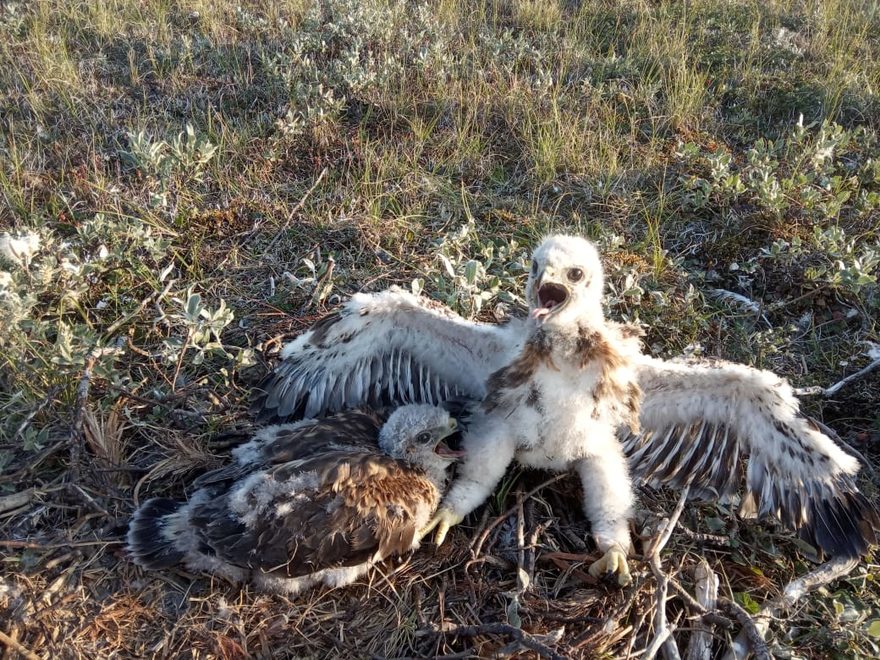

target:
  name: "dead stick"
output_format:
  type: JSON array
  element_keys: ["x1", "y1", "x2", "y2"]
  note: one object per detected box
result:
[
  {"x1": 14, "y1": 386, "x2": 60, "y2": 440},
  {"x1": 642, "y1": 625, "x2": 673, "y2": 660},
  {"x1": 718, "y1": 599, "x2": 771, "y2": 660},
  {"x1": 647, "y1": 486, "x2": 690, "y2": 660},
  {"x1": 434, "y1": 623, "x2": 567, "y2": 660},
  {"x1": 793, "y1": 356, "x2": 880, "y2": 398},
  {"x1": 686, "y1": 559, "x2": 719, "y2": 660},
  {"x1": 472, "y1": 474, "x2": 567, "y2": 557},
  {"x1": 265, "y1": 168, "x2": 328, "y2": 251},
  {"x1": 721, "y1": 556, "x2": 858, "y2": 660},
  {"x1": 69, "y1": 351, "x2": 99, "y2": 483},
  {"x1": 0, "y1": 629, "x2": 40, "y2": 660},
  {"x1": 103, "y1": 278, "x2": 175, "y2": 338}
]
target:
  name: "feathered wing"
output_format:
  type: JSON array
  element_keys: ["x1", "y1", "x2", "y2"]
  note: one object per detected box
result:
[
  {"x1": 252, "y1": 288, "x2": 524, "y2": 423},
  {"x1": 192, "y1": 410, "x2": 385, "y2": 490},
  {"x1": 624, "y1": 356, "x2": 879, "y2": 557},
  {"x1": 190, "y1": 449, "x2": 440, "y2": 577}
]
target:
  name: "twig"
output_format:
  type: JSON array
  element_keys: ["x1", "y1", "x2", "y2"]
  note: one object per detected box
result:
[
  {"x1": 472, "y1": 474, "x2": 567, "y2": 557},
  {"x1": 0, "y1": 489, "x2": 35, "y2": 515},
  {"x1": 265, "y1": 168, "x2": 328, "y2": 251},
  {"x1": 0, "y1": 629, "x2": 40, "y2": 660},
  {"x1": 646, "y1": 486, "x2": 690, "y2": 660},
  {"x1": 721, "y1": 556, "x2": 858, "y2": 660},
  {"x1": 667, "y1": 578, "x2": 732, "y2": 629},
  {"x1": 686, "y1": 559, "x2": 718, "y2": 660},
  {"x1": 793, "y1": 356, "x2": 880, "y2": 398},
  {"x1": 103, "y1": 278, "x2": 175, "y2": 338},
  {"x1": 809, "y1": 417, "x2": 877, "y2": 479},
  {"x1": 0, "y1": 539, "x2": 121, "y2": 549},
  {"x1": 433, "y1": 623, "x2": 567, "y2": 660},
  {"x1": 717, "y1": 599, "x2": 771, "y2": 660},
  {"x1": 641, "y1": 625, "x2": 673, "y2": 660},
  {"x1": 678, "y1": 526, "x2": 730, "y2": 546},
  {"x1": 516, "y1": 492, "x2": 526, "y2": 591},
  {"x1": 0, "y1": 439, "x2": 67, "y2": 485},
  {"x1": 69, "y1": 351, "x2": 99, "y2": 483},
  {"x1": 14, "y1": 385, "x2": 60, "y2": 440}
]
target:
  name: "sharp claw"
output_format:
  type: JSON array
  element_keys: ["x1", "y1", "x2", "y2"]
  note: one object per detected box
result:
[
  {"x1": 420, "y1": 508, "x2": 463, "y2": 546},
  {"x1": 434, "y1": 520, "x2": 451, "y2": 545},
  {"x1": 588, "y1": 546, "x2": 631, "y2": 587}
]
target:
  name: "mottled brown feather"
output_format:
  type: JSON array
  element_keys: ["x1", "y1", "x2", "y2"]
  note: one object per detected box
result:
[{"x1": 191, "y1": 449, "x2": 438, "y2": 578}]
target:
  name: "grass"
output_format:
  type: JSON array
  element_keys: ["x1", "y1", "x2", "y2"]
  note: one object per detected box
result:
[{"x1": 1, "y1": 0, "x2": 879, "y2": 657}]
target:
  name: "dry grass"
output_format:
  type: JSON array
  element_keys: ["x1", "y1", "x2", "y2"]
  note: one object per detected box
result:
[{"x1": 1, "y1": 0, "x2": 879, "y2": 657}]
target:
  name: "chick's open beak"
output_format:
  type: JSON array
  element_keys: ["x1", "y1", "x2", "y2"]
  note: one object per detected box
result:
[
  {"x1": 434, "y1": 417, "x2": 465, "y2": 458},
  {"x1": 531, "y1": 274, "x2": 570, "y2": 322}
]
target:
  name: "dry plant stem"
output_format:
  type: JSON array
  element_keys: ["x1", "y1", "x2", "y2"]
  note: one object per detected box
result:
[
  {"x1": 103, "y1": 278, "x2": 175, "y2": 338},
  {"x1": 14, "y1": 385, "x2": 60, "y2": 440},
  {"x1": 718, "y1": 599, "x2": 771, "y2": 660},
  {"x1": 793, "y1": 357, "x2": 880, "y2": 397},
  {"x1": 436, "y1": 623, "x2": 567, "y2": 660},
  {"x1": 472, "y1": 474, "x2": 567, "y2": 557},
  {"x1": 647, "y1": 486, "x2": 690, "y2": 660},
  {"x1": 264, "y1": 167, "x2": 328, "y2": 251},
  {"x1": 721, "y1": 556, "x2": 859, "y2": 660},
  {"x1": 516, "y1": 493, "x2": 527, "y2": 590},
  {"x1": 809, "y1": 417, "x2": 876, "y2": 479},
  {"x1": 69, "y1": 351, "x2": 98, "y2": 484},
  {"x1": 641, "y1": 625, "x2": 674, "y2": 660},
  {"x1": 0, "y1": 629, "x2": 40, "y2": 660},
  {"x1": 686, "y1": 560, "x2": 718, "y2": 660}
]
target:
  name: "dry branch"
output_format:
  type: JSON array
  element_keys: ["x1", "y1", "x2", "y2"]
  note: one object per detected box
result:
[
  {"x1": 433, "y1": 622, "x2": 568, "y2": 660},
  {"x1": 472, "y1": 474, "x2": 567, "y2": 557},
  {"x1": 686, "y1": 560, "x2": 718, "y2": 660},
  {"x1": 718, "y1": 598, "x2": 771, "y2": 660},
  {"x1": 0, "y1": 629, "x2": 40, "y2": 660},
  {"x1": 265, "y1": 168, "x2": 328, "y2": 251},
  {"x1": 721, "y1": 556, "x2": 859, "y2": 660},
  {"x1": 646, "y1": 486, "x2": 690, "y2": 660},
  {"x1": 793, "y1": 356, "x2": 880, "y2": 397}
]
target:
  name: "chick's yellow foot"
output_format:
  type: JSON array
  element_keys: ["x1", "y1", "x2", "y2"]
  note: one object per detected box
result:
[
  {"x1": 588, "y1": 546, "x2": 632, "y2": 586},
  {"x1": 419, "y1": 507, "x2": 463, "y2": 545}
]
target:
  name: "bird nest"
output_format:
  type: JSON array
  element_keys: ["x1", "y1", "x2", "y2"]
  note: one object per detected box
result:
[{"x1": 2, "y1": 455, "x2": 874, "y2": 659}]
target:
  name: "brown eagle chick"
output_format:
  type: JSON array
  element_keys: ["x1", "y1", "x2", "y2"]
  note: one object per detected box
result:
[{"x1": 127, "y1": 406, "x2": 462, "y2": 595}]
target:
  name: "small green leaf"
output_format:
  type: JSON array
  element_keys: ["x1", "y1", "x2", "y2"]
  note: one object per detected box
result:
[
  {"x1": 867, "y1": 620, "x2": 880, "y2": 638},
  {"x1": 735, "y1": 592, "x2": 761, "y2": 615}
]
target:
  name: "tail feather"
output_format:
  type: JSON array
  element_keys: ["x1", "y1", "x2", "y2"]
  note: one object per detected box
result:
[{"x1": 126, "y1": 498, "x2": 186, "y2": 569}]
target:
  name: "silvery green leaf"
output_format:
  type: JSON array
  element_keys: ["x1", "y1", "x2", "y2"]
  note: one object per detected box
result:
[
  {"x1": 438, "y1": 253, "x2": 456, "y2": 278},
  {"x1": 159, "y1": 262, "x2": 174, "y2": 282},
  {"x1": 185, "y1": 292, "x2": 202, "y2": 321},
  {"x1": 464, "y1": 260, "x2": 480, "y2": 285}
]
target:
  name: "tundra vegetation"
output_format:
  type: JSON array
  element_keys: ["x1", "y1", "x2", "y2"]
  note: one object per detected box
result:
[{"x1": 0, "y1": 0, "x2": 878, "y2": 657}]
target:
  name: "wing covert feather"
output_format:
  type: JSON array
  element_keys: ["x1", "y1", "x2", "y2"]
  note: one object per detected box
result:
[
  {"x1": 192, "y1": 450, "x2": 440, "y2": 577},
  {"x1": 253, "y1": 288, "x2": 524, "y2": 422},
  {"x1": 627, "y1": 356, "x2": 879, "y2": 558}
]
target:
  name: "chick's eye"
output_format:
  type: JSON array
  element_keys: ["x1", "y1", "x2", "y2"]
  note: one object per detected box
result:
[
  {"x1": 416, "y1": 432, "x2": 431, "y2": 443},
  {"x1": 530, "y1": 260, "x2": 538, "y2": 275},
  {"x1": 567, "y1": 268, "x2": 584, "y2": 282}
]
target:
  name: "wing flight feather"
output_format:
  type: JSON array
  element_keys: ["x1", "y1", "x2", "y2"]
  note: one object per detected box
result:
[
  {"x1": 626, "y1": 356, "x2": 879, "y2": 557},
  {"x1": 253, "y1": 288, "x2": 523, "y2": 423}
]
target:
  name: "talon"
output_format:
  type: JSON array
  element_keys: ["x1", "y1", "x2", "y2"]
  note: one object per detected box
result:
[
  {"x1": 588, "y1": 546, "x2": 631, "y2": 587},
  {"x1": 419, "y1": 507, "x2": 463, "y2": 546}
]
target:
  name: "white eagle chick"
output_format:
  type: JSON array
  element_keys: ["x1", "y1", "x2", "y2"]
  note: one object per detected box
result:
[
  {"x1": 420, "y1": 235, "x2": 642, "y2": 584},
  {"x1": 127, "y1": 405, "x2": 462, "y2": 595},
  {"x1": 252, "y1": 235, "x2": 879, "y2": 578}
]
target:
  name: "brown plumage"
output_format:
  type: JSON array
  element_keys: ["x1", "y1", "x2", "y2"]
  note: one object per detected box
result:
[{"x1": 127, "y1": 406, "x2": 462, "y2": 595}]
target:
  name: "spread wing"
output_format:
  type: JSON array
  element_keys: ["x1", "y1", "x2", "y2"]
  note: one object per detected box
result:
[
  {"x1": 190, "y1": 450, "x2": 439, "y2": 576},
  {"x1": 192, "y1": 410, "x2": 385, "y2": 489},
  {"x1": 252, "y1": 287, "x2": 524, "y2": 423},
  {"x1": 624, "y1": 356, "x2": 879, "y2": 558}
]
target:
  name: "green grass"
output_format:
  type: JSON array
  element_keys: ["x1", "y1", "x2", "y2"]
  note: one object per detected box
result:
[{"x1": 1, "y1": 0, "x2": 879, "y2": 657}]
